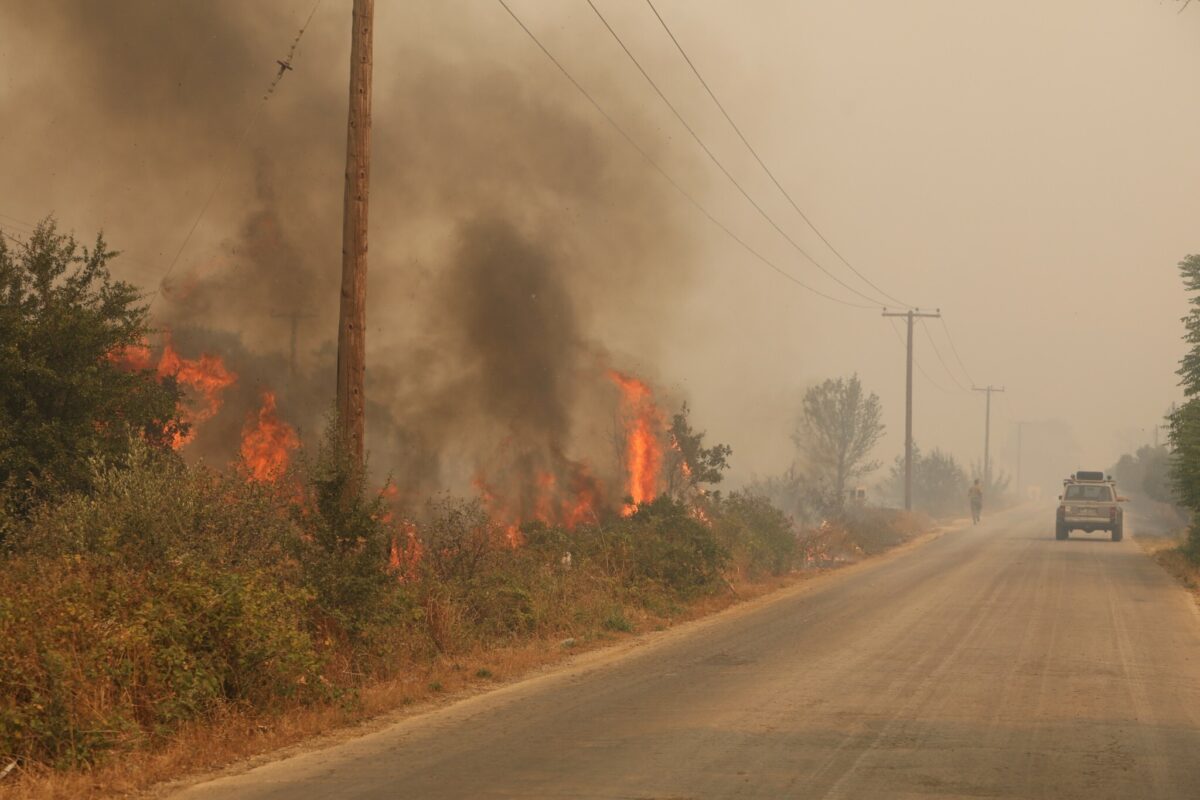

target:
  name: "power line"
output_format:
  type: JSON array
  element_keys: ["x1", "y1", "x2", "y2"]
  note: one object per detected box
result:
[
  {"x1": 494, "y1": 0, "x2": 876, "y2": 309},
  {"x1": 584, "y1": 0, "x2": 890, "y2": 309},
  {"x1": 0, "y1": 225, "x2": 29, "y2": 250},
  {"x1": 0, "y1": 213, "x2": 36, "y2": 232},
  {"x1": 919, "y1": 318, "x2": 968, "y2": 391},
  {"x1": 938, "y1": 316, "x2": 977, "y2": 388},
  {"x1": 149, "y1": 0, "x2": 324, "y2": 309},
  {"x1": 642, "y1": 0, "x2": 911, "y2": 310}
]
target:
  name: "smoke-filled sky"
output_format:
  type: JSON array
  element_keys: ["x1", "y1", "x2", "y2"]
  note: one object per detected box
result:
[{"x1": 1, "y1": 0, "x2": 1198, "y2": 495}]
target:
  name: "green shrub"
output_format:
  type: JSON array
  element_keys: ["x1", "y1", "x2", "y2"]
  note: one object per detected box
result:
[
  {"x1": 842, "y1": 507, "x2": 924, "y2": 555},
  {"x1": 0, "y1": 554, "x2": 324, "y2": 768},
  {"x1": 602, "y1": 609, "x2": 634, "y2": 632},
  {"x1": 608, "y1": 497, "x2": 729, "y2": 596},
  {"x1": 711, "y1": 491, "x2": 797, "y2": 578},
  {"x1": 0, "y1": 443, "x2": 327, "y2": 768},
  {"x1": 295, "y1": 424, "x2": 400, "y2": 640},
  {"x1": 0, "y1": 220, "x2": 185, "y2": 521}
]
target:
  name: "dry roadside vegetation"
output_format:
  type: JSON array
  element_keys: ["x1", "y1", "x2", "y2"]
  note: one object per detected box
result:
[
  {"x1": 0, "y1": 441, "x2": 926, "y2": 799},
  {"x1": 0, "y1": 220, "x2": 929, "y2": 798}
]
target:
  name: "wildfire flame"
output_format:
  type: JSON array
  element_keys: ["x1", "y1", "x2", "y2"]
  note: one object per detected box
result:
[
  {"x1": 240, "y1": 390, "x2": 299, "y2": 481},
  {"x1": 108, "y1": 336, "x2": 237, "y2": 449},
  {"x1": 107, "y1": 340, "x2": 154, "y2": 372},
  {"x1": 388, "y1": 521, "x2": 423, "y2": 582},
  {"x1": 609, "y1": 370, "x2": 663, "y2": 515},
  {"x1": 474, "y1": 475, "x2": 524, "y2": 547}
]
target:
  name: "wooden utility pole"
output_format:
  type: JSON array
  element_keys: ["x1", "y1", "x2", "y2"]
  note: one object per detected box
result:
[
  {"x1": 337, "y1": 0, "x2": 374, "y2": 466},
  {"x1": 883, "y1": 308, "x2": 941, "y2": 511},
  {"x1": 1015, "y1": 421, "x2": 1024, "y2": 497},
  {"x1": 973, "y1": 385, "x2": 1006, "y2": 489}
]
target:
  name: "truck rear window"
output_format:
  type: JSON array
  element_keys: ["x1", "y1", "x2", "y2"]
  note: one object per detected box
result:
[{"x1": 1065, "y1": 484, "x2": 1113, "y2": 501}]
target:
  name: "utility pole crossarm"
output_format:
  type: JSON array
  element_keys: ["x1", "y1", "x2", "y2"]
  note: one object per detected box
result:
[{"x1": 881, "y1": 308, "x2": 941, "y2": 511}]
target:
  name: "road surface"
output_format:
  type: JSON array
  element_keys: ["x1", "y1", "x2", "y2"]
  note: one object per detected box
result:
[{"x1": 174, "y1": 506, "x2": 1200, "y2": 799}]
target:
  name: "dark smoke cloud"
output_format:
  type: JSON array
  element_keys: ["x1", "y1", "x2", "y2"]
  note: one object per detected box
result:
[
  {"x1": 447, "y1": 218, "x2": 580, "y2": 448},
  {"x1": 2, "y1": 1, "x2": 697, "y2": 510}
]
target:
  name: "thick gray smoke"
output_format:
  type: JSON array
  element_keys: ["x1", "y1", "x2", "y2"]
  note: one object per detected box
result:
[{"x1": 4, "y1": 1, "x2": 695, "y2": 513}]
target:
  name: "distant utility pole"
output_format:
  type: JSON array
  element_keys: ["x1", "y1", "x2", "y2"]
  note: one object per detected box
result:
[
  {"x1": 336, "y1": 0, "x2": 374, "y2": 468},
  {"x1": 973, "y1": 385, "x2": 1006, "y2": 488},
  {"x1": 271, "y1": 308, "x2": 316, "y2": 386},
  {"x1": 882, "y1": 308, "x2": 942, "y2": 511},
  {"x1": 1015, "y1": 420, "x2": 1030, "y2": 499}
]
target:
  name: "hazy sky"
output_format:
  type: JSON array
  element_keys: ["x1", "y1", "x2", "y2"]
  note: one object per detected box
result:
[{"x1": 2, "y1": 0, "x2": 1198, "y2": 493}]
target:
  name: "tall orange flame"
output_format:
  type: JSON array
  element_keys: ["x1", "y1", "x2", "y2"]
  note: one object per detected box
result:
[
  {"x1": 609, "y1": 370, "x2": 663, "y2": 515},
  {"x1": 240, "y1": 390, "x2": 299, "y2": 481},
  {"x1": 108, "y1": 337, "x2": 236, "y2": 448}
]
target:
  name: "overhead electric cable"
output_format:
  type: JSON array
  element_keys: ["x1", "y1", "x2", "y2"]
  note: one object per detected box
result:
[
  {"x1": 149, "y1": 0, "x2": 324, "y2": 308},
  {"x1": 919, "y1": 318, "x2": 968, "y2": 391},
  {"x1": 494, "y1": 0, "x2": 876, "y2": 308},
  {"x1": 643, "y1": 0, "x2": 912, "y2": 309},
  {"x1": 0, "y1": 226, "x2": 29, "y2": 249},
  {"x1": 0, "y1": 213, "x2": 36, "y2": 232},
  {"x1": 583, "y1": 0, "x2": 890, "y2": 309},
  {"x1": 938, "y1": 316, "x2": 977, "y2": 387}
]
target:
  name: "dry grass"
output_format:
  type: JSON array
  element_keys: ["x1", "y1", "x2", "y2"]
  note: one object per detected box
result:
[
  {"x1": 1, "y1": 515, "x2": 930, "y2": 800},
  {"x1": 1140, "y1": 534, "x2": 1200, "y2": 595},
  {"x1": 0, "y1": 568, "x2": 828, "y2": 800}
]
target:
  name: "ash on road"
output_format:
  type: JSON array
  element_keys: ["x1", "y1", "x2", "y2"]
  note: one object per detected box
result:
[{"x1": 173, "y1": 507, "x2": 1200, "y2": 799}]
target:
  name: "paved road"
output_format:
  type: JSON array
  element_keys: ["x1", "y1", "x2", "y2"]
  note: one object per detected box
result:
[{"x1": 175, "y1": 507, "x2": 1200, "y2": 799}]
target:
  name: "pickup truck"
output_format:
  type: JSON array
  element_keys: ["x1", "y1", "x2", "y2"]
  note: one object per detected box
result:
[{"x1": 1055, "y1": 472, "x2": 1127, "y2": 541}]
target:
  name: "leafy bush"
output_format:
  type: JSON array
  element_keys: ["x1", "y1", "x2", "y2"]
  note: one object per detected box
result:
[
  {"x1": 842, "y1": 507, "x2": 926, "y2": 555},
  {"x1": 0, "y1": 220, "x2": 183, "y2": 520},
  {"x1": 608, "y1": 497, "x2": 729, "y2": 596},
  {"x1": 711, "y1": 491, "x2": 797, "y2": 578},
  {"x1": 294, "y1": 424, "x2": 400, "y2": 639},
  {"x1": 0, "y1": 447, "x2": 325, "y2": 768}
]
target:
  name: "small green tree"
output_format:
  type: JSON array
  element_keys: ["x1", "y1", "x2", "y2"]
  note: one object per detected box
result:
[
  {"x1": 664, "y1": 402, "x2": 731, "y2": 500},
  {"x1": 0, "y1": 219, "x2": 183, "y2": 516},
  {"x1": 297, "y1": 417, "x2": 397, "y2": 637},
  {"x1": 888, "y1": 444, "x2": 968, "y2": 518},
  {"x1": 793, "y1": 375, "x2": 885, "y2": 509},
  {"x1": 1169, "y1": 255, "x2": 1200, "y2": 556}
]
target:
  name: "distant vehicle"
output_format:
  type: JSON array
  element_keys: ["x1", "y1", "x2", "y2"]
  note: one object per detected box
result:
[{"x1": 1055, "y1": 472, "x2": 1128, "y2": 541}]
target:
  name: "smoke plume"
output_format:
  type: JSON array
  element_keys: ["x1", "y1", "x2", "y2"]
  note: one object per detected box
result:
[{"x1": 2, "y1": 1, "x2": 697, "y2": 513}]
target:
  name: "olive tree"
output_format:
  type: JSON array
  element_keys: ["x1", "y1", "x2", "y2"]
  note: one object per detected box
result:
[{"x1": 793, "y1": 375, "x2": 885, "y2": 510}]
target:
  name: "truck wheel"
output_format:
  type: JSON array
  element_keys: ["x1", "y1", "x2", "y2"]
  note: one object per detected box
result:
[
  {"x1": 1056, "y1": 523, "x2": 1068, "y2": 541},
  {"x1": 1112, "y1": 525, "x2": 1123, "y2": 543}
]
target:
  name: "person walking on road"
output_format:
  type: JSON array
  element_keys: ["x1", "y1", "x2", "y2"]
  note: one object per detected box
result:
[{"x1": 968, "y1": 479, "x2": 983, "y2": 524}]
